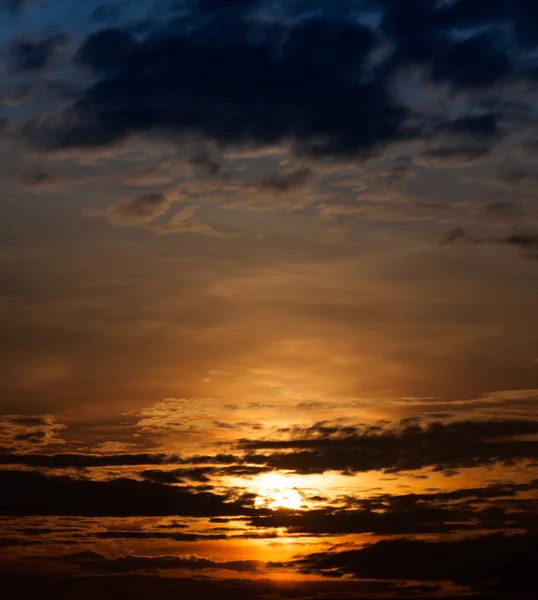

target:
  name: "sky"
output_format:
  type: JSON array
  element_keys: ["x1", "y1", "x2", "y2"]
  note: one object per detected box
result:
[{"x1": 0, "y1": 0, "x2": 538, "y2": 598}]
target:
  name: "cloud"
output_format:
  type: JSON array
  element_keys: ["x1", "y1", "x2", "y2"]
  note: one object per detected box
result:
[
  {"x1": 522, "y1": 139, "x2": 538, "y2": 157},
  {"x1": 0, "y1": 415, "x2": 66, "y2": 452},
  {"x1": 379, "y1": 0, "x2": 532, "y2": 88},
  {"x1": 92, "y1": 531, "x2": 227, "y2": 542},
  {"x1": 439, "y1": 228, "x2": 478, "y2": 246},
  {"x1": 91, "y1": 195, "x2": 232, "y2": 237},
  {"x1": 104, "y1": 192, "x2": 172, "y2": 226},
  {"x1": 440, "y1": 227, "x2": 538, "y2": 259},
  {"x1": 41, "y1": 550, "x2": 262, "y2": 574},
  {"x1": 19, "y1": 169, "x2": 59, "y2": 187},
  {"x1": 0, "y1": 470, "x2": 256, "y2": 516},
  {"x1": 0, "y1": 452, "x2": 183, "y2": 468},
  {"x1": 436, "y1": 1, "x2": 538, "y2": 50},
  {"x1": 8, "y1": 34, "x2": 69, "y2": 72},
  {"x1": 74, "y1": 28, "x2": 136, "y2": 71},
  {"x1": 286, "y1": 533, "x2": 538, "y2": 595},
  {"x1": 433, "y1": 113, "x2": 501, "y2": 140},
  {"x1": 238, "y1": 419, "x2": 538, "y2": 474},
  {"x1": 0, "y1": 573, "x2": 454, "y2": 600},
  {"x1": 416, "y1": 146, "x2": 490, "y2": 166},
  {"x1": 257, "y1": 167, "x2": 312, "y2": 193},
  {"x1": 429, "y1": 34, "x2": 511, "y2": 91},
  {"x1": 26, "y1": 16, "x2": 406, "y2": 159},
  {"x1": 140, "y1": 464, "x2": 270, "y2": 484},
  {"x1": 482, "y1": 200, "x2": 523, "y2": 219},
  {"x1": 0, "y1": 0, "x2": 28, "y2": 14},
  {"x1": 188, "y1": 154, "x2": 223, "y2": 176},
  {"x1": 499, "y1": 233, "x2": 538, "y2": 256},
  {"x1": 7, "y1": 0, "x2": 538, "y2": 170},
  {"x1": 251, "y1": 479, "x2": 538, "y2": 536},
  {"x1": 145, "y1": 208, "x2": 236, "y2": 238}
]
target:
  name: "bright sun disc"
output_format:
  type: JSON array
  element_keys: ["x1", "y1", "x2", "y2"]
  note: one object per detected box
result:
[{"x1": 254, "y1": 473, "x2": 303, "y2": 510}]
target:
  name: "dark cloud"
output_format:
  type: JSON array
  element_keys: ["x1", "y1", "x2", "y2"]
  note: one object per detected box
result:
[
  {"x1": 499, "y1": 233, "x2": 538, "y2": 249},
  {"x1": 27, "y1": 16, "x2": 406, "y2": 159},
  {"x1": 42, "y1": 550, "x2": 262, "y2": 573},
  {"x1": 0, "y1": 574, "x2": 479, "y2": 600},
  {"x1": 522, "y1": 140, "x2": 538, "y2": 157},
  {"x1": 9, "y1": 34, "x2": 69, "y2": 72},
  {"x1": 141, "y1": 464, "x2": 270, "y2": 484},
  {"x1": 379, "y1": 1, "x2": 515, "y2": 93},
  {"x1": 430, "y1": 35, "x2": 511, "y2": 90},
  {"x1": 188, "y1": 154, "x2": 222, "y2": 176},
  {"x1": 436, "y1": 0, "x2": 538, "y2": 49},
  {"x1": 238, "y1": 419, "x2": 538, "y2": 474},
  {"x1": 3, "y1": 417, "x2": 538, "y2": 476},
  {"x1": 495, "y1": 165, "x2": 538, "y2": 186},
  {"x1": 251, "y1": 479, "x2": 538, "y2": 535},
  {"x1": 92, "y1": 530, "x2": 227, "y2": 541},
  {"x1": 74, "y1": 28, "x2": 136, "y2": 71},
  {"x1": 380, "y1": 0, "x2": 440, "y2": 65},
  {"x1": 19, "y1": 169, "x2": 58, "y2": 187},
  {"x1": 287, "y1": 533, "x2": 538, "y2": 595},
  {"x1": 483, "y1": 200, "x2": 523, "y2": 219},
  {"x1": 142, "y1": 466, "x2": 213, "y2": 483},
  {"x1": 0, "y1": 537, "x2": 40, "y2": 548},
  {"x1": 6, "y1": 0, "x2": 538, "y2": 165},
  {"x1": 433, "y1": 114, "x2": 501, "y2": 140},
  {"x1": 498, "y1": 233, "x2": 538, "y2": 258},
  {"x1": 0, "y1": 0, "x2": 28, "y2": 13},
  {"x1": 380, "y1": 0, "x2": 537, "y2": 81},
  {"x1": 440, "y1": 228, "x2": 538, "y2": 259},
  {"x1": 418, "y1": 146, "x2": 490, "y2": 165},
  {"x1": 193, "y1": 0, "x2": 261, "y2": 16},
  {"x1": 0, "y1": 452, "x2": 183, "y2": 468},
  {"x1": 0, "y1": 470, "x2": 257, "y2": 516},
  {"x1": 439, "y1": 228, "x2": 479, "y2": 246},
  {"x1": 188, "y1": 453, "x2": 240, "y2": 465},
  {"x1": 14, "y1": 0, "x2": 538, "y2": 161},
  {"x1": 258, "y1": 167, "x2": 312, "y2": 193}
]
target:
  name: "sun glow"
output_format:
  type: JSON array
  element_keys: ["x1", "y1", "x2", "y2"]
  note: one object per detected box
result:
[{"x1": 254, "y1": 473, "x2": 303, "y2": 510}]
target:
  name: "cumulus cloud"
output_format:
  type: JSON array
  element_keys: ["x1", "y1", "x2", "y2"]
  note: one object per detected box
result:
[{"x1": 23, "y1": 15, "x2": 406, "y2": 158}]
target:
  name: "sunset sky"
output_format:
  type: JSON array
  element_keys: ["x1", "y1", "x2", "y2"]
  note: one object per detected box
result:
[{"x1": 1, "y1": 1, "x2": 538, "y2": 598}]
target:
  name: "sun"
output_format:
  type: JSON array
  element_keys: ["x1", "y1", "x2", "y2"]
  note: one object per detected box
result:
[{"x1": 254, "y1": 473, "x2": 303, "y2": 510}]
